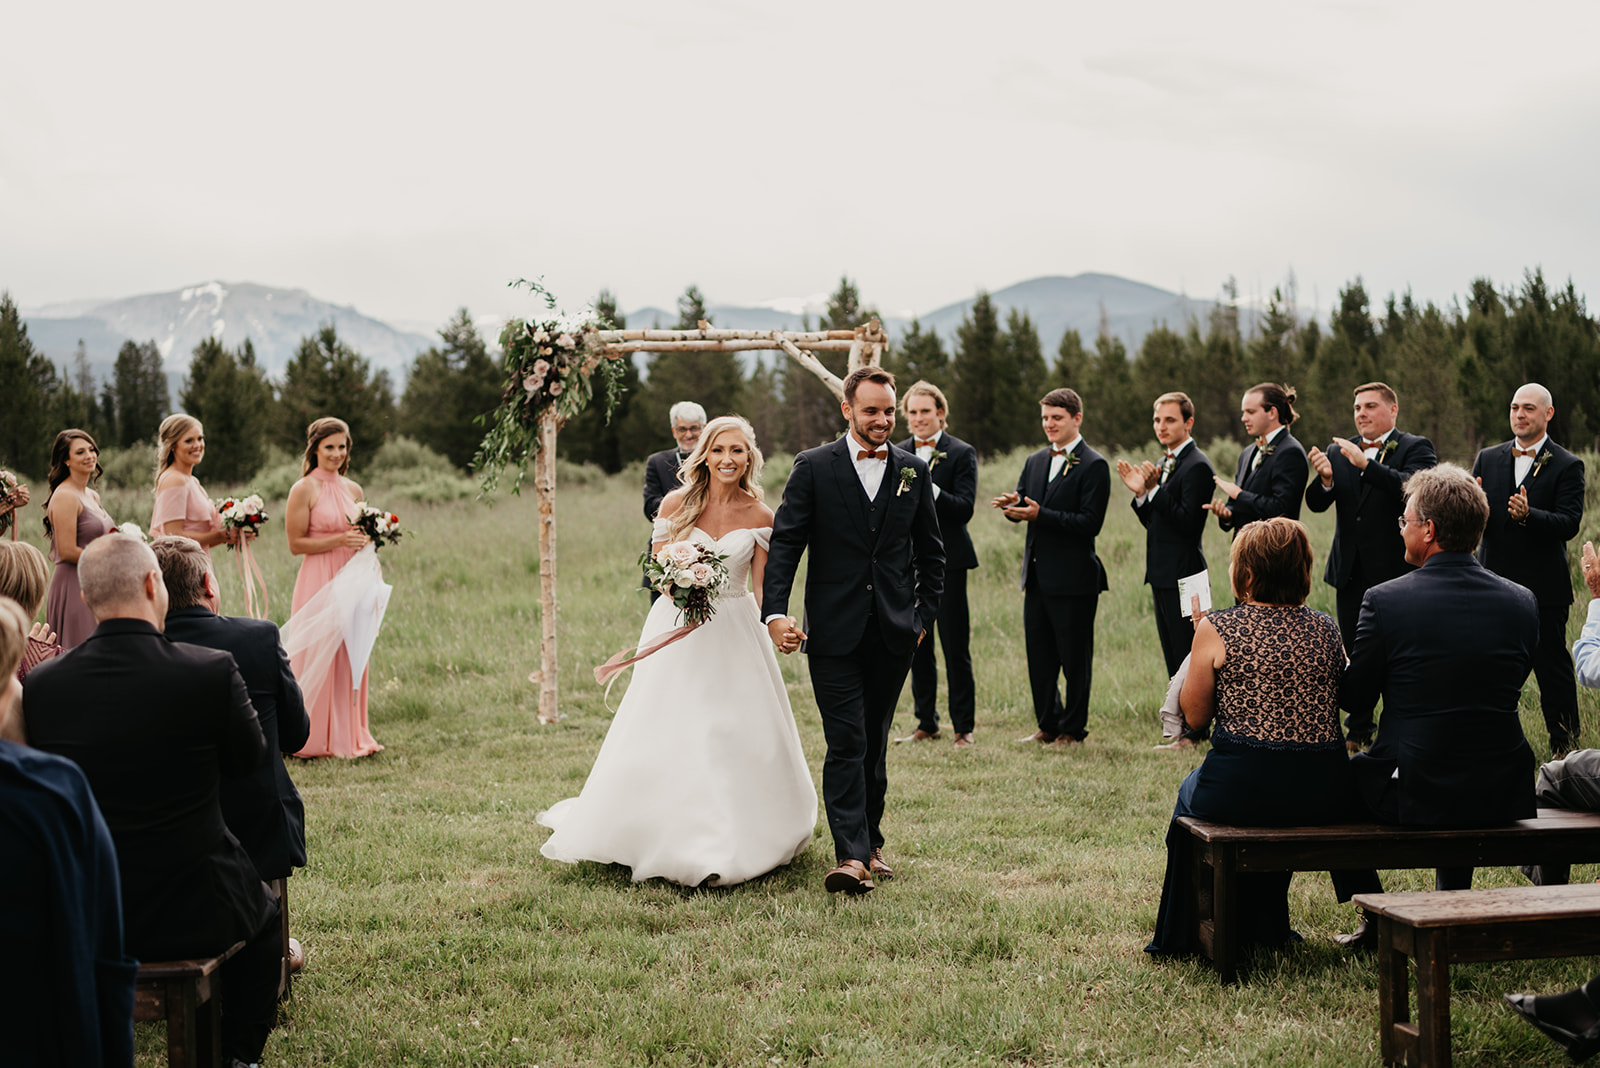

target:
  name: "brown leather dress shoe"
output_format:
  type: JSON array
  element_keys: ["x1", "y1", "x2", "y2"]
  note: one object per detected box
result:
[
  {"x1": 896, "y1": 728, "x2": 940, "y2": 743},
  {"x1": 868, "y1": 848, "x2": 894, "y2": 880},
  {"x1": 824, "y1": 859, "x2": 874, "y2": 894},
  {"x1": 1046, "y1": 736, "x2": 1082, "y2": 750},
  {"x1": 952, "y1": 732, "x2": 975, "y2": 748},
  {"x1": 1018, "y1": 730, "x2": 1057, "y2": 744}
]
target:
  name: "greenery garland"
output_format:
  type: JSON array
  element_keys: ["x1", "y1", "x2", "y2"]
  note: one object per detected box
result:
[{"x1": 475, "y1": 281, "x2": 623, "y2": 494}]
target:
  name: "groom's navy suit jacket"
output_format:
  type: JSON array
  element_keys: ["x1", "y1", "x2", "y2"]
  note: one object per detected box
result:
[
  {"x1": 1218, "y1": 429, "x2": 1307, "y2": 535},
  {"x1": 763, "y1": 436, "x2": 945, "y2": 657},
  {"x1": 1340, "y1": 553, "x2": 1538, "y2": 828}
]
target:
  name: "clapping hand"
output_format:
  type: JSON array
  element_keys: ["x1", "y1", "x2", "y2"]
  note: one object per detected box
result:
[
  {"x1": 1508, "y1": 486, "x2": 1530, "y2": 522},
  {"x1": 767, "y1": 616, "x2": 805, "y2": 655},
  {"x1": 28, "y1": 621, "x2": 55, "y2": 645},
  {"x1": 1582, "y1": 541, "x2": 1599, "y2": 600},
  {"x1": 1117, "y1": 459, "x2": 1159, "y2": 495},
  {"x1": 1308, "y1": 446, "x2": 1334, "y2": 484},
  {"x1": 1328, "y1": 436, "x2": 1370, "y2": 471}
]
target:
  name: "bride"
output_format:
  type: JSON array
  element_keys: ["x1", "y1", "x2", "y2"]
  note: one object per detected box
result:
[{"x1": 538, "y1": 415, "x2": 817, "y2": 887}]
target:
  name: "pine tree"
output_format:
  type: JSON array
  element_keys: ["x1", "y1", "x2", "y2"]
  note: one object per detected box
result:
[
  {"x1": 640, "y1": 284, "x2": 742, "y2": 432},
  {"x1": 949, "y1": 292, "x2": 1003, "y2": 456},
  {"x1": 559, "y1": 293, "x2": 655, "y2": 472},
  {"x1": 1085, "y1": 330, "x2": 1138, "y2": 451},
  {"x1": 996, "y1": 309, "x2": 1047, "y2": 450},
  {"x1": 0, "y1": 292, "x2": 63, "y2": 474},
  {"x1": 398, "y1": 309, "x2": 505, "y2": 471},
  {"x1": 112, "y1": 339, "x2": 169, "y2": 447},
  {"x1": 887, "y1": 319, "x2": 949, "y2": 396},
  {"x1": 180, "y1": 336, "x2": 275, "y2": 482},
  {"x1": 1054, "y1": 328, "x2": 1089, "y2": 386},
  {"x1": 277, "y1": 324, "x2": 395, "y2": 466}
]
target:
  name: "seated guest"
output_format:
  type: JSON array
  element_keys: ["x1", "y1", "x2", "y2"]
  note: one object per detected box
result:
[
  {"x1": 153, "y1": 535, "x2": 311, "y2": 974},
  {"x1": 1576, "y1": 540, "x2": 1600, "y2": 688},
  {"x1": 1147, "y1": 518, "x2": 1358, "y2": 956},
  {"x1": 22, "y1": 534, "x2": 281, "y2": 1066},
  {"x1": 0, "y1": 595, "x2": 137, "y2": 1067},
  {"x1": 0, "y1": 540, "x2": 62, "y2": 687},
  {"x1": 1332, "y1": 464, "x2": 1539, "y2": 945}
]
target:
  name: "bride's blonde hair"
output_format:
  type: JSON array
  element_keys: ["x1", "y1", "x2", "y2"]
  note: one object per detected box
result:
[{"x1": 664, "y1": 415, "x2": 764, "y2": 545}]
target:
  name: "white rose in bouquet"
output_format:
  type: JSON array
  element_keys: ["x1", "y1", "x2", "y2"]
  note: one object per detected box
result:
[
  {"x1": 688, "y1": 562, "x2": 715, "y2": 586},
  {"x1": 667, "y1": 541, "x2": 700, "y2": 569}
]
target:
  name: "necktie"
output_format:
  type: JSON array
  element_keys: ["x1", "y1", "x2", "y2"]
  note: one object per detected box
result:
[
  {"x1": 1514, "y1": 446, "x2": 1537, "y2": 458},
  {"x1": 915, "y1": 438, "x2": 937, "y2": 448},
  {"x1": 857, "y1": 449, "x2": 886, "y2": 461}
]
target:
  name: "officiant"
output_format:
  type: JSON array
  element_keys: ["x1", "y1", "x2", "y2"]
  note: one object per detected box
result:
[{"x1": 641, "y1": 401, "x2": 705, "y2": 601}]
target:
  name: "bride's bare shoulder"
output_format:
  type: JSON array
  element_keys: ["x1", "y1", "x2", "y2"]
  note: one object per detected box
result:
[
  {"x1": 659, "y1": 489, "x2": 686, "y2": 517},
  {"x1": 749, "y1": 500, "x2": 774, "y2": 526}
]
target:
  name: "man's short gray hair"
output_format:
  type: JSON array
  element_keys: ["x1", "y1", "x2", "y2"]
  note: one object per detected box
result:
[
  {"x1": 78, "y1": 535, "x2": 160, "y2": 615},
  {"x1": 668, "y1": 401, "x2": 707, "y2": 428},
  {"x1": 1404, "y1": 463, "x2": 1490, "y2": 553}
]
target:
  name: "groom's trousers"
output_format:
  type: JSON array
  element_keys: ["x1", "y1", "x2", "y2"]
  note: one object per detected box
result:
[{"x1": 807, "y1": 618, "x2": 916, "y2": 864}]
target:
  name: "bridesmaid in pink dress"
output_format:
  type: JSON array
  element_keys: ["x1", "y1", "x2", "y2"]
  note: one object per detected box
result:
[
  {"x1": 42, "y1": 429, "x2": 116, "y2": 650},
  {"x1": 150, "y1": 415, "x2": 237, "y2": 549},
  {"x1": 284, "y1": 417, "x2": 382, "y2": 758}
]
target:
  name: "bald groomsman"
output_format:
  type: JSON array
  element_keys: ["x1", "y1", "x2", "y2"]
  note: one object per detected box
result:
[
  {"x1": 1472, "y1": 383, "x2": 1587, "y2": 756},
  {"x1": 1305, "y1": 381, "x2": 1436, "y2": 748}
]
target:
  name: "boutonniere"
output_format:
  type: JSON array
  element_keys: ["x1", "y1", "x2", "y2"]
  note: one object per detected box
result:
[
  {"x1": 929, "y1": 449, "x2": 947, "y2": 471},
  {"x1": 1379, "y1": 439, "x2": 1398, "y2": 461},
  {"x1": 1251, "y1": 443, "x2": 1274, "y2": 470},
  {"x1": 1531, "y1": 449, "x2": 1553, "y2": 479},
  {"x1": 896, "y1": 466, "x2": 917, "y2": 497},
  {"x1": 1065, "y1": 451, "x2": 1081, "y2": 470}
]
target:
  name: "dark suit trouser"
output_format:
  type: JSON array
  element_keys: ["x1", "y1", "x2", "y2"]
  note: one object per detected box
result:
[
  {"x1": 808, "y1": 620, "x2": 915, "y2": 863},
  {"x1": 911, "y1": 567, "x2": 974, "y2": 734},
  {"x1": 1024, "y1": 579, "x2": 1098, "y2": 741},
  {"x1": 1329, "y1": 772, "x2": 1474, "y2": 902},
  {"x1": 221, "y1": 898, "x2": 284, "y2": 1063},
  {"x1": 1536, "y1": 604, "x2": 1581, "y2": 749},
  {"x1": 1336, "y1": 577, "x2": 1377, "y2": 740},
  {"x1": 1152, "y1": 586, "x2": 1207, "y2": 742}
]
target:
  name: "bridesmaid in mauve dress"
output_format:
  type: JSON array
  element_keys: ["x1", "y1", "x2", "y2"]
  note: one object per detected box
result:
[
  {"x1": 150, "y1": 415, "x2": 233, "y2": 549},
  {"x1": 284, "y1": 417, "x2": 382, "y2": 758},
  {"x1": 43, "y1": 430, "x2": 116, "y2": 650}
]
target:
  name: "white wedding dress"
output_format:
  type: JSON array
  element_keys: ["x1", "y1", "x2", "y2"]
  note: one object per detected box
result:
[{"x1": 537, "y1": 523, "x2": 817, "y2": 886}]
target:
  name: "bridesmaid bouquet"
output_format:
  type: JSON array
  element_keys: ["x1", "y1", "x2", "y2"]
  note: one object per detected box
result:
[
  {"x1": 640, "y1": 541, "x2": 730, "y2": 625},
  {"x1": 0, "y1": 470, "x2": 18, "y2": 537},
  {"x1": 215, "y1": 493, "x2": 269, "y2": 547},
  {"x1": 352, "y1": 503, "x2": 404, "y2": 550}
]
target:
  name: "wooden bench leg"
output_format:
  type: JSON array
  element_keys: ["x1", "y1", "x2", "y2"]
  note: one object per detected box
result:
[
  {"x1": 166, "y1": 976, "x2": 199, "y2": 1068},
  {"x1": 1414, "y1": 928, "x2": 1451, "y2": 1068},
  {"x1": 1377, "y1": 916, "x2": 1409, "y2": 1066},
  {"x1": 1212, "y1": 842, "x2": 1238, "y2": 983}
]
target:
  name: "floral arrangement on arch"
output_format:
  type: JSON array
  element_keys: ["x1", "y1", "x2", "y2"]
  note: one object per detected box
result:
[{"x1": 475, "y1": 280, "x2": 624, "y2": 493}]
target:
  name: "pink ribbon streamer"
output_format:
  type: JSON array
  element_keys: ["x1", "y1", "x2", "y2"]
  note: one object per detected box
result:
[
  {"x1": 591, "y1": 621, "x2": 700, "y2": 710},
  {"x1": 236, "y1": 539, "x2": 270, "y2": 620}
]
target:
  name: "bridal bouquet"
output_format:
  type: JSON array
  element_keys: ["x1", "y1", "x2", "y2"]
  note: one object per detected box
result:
[
  {"x1": 0, "y1": 470, "x2": 18, "y2": 537},
  {"x1": 214, "y1": 493, "x2": 269, "y2": 546},
  {"x1": 352, "y1": 503, "x2": 404, "y2": 550},
  {"x1": 641, "y1": 540, "x2": 729, "y2": 625}
]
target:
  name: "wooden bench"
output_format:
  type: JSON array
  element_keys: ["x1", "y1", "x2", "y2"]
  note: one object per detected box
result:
[
  {"x1": 1353, "y1": 884, "x2": 1600, "y2": 1068},
  {"x1": 1178, "y1": 807, "x2": 1600, "y2": 981},
  {"x1": 135, "y1": 940, "x2": 245, "y2": 1068}
]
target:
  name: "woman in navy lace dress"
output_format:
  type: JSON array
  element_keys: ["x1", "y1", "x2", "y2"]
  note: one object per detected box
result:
[{"x1": 1147, "y1": 517, "x2": 1359, "y2": 956}]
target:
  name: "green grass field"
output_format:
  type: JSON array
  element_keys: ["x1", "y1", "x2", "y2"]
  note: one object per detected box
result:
[{"x1": 20, "y1": 447, "x2": 1600, "y2": 1066}]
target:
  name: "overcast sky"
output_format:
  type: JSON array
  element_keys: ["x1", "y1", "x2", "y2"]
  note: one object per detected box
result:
[{"x1": 5, "y1": 0, "x2": 1599, "y2": 330}]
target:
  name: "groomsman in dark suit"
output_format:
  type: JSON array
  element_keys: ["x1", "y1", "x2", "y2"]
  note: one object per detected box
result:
[
  {"x1": 1472, "y1": 382, "x2": 1588, "y2": 755},
  {"x1": 154, "y1": 535, "x2": 312, "y2": 978},
  {"x1": 992, "y1": 388, "x2": 1110, "y2": 749},
  {"x1": 1332, "y1": 465, "x2": 1539, "y2": 942},
  {"x1": 1209, "y1": 382, "x2": 1308, "y2": 535},
  {"x1": 763, "y1": 368, "x2": 944, "y2": 894},
  {"x1": 1305, "y1": 382, "x2": 1438, "y2": 746},
  {"x1": 1117, "y1": 391, "x2": 1214, "y2": 748},
  {"x1": 23, "y1": 535, "x2": 282, "y2": 1065},
  {"x1": 896, "y1": 380, "x2": 979, "y2": 747},
  {"x1": 641, "y1": 401, "x2": 705, "y2": 599}
]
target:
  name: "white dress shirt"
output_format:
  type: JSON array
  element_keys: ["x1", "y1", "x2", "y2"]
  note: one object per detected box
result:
[
  {"x1": 1047, "y1": 435, "x2": 1081, "y2": 482},
  {"x1": 1360, "y1": 427, "x2": 1393, "y2": 462},
  {"x1": 1514, "y1": 434, "x2": 1548, "y2": 486},
  {"x1": 1575, "y1": 598, "x2": 1600, "y2": 689},
  {"x1": 912, "y1": 431, "x2": 943, "y2": 499},
  {"x1": 1250, "y1": 424, "x2": 1287, "y2": 470},
  {"x1": 849, "y1": 433, "x2": 888, "y2": 499}
]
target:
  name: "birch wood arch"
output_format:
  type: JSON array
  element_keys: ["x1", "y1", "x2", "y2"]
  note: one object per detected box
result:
[{"x1": 524, "y1": 319, "x2": 888, "y2": 724}]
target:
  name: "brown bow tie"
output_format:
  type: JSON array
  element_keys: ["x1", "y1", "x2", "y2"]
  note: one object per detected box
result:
[
  {"x1": 1361, "y1": 438, "x2": 1384, "y2": 448},
  {"x1": 857, "y1": 449, "x2": 886, "y2": 461},
  {"x1": 915, "y1": 438, "x2": 937, "y2": 449},
  {"x1": 1164, "y1": 451, "x2": 1177, "y2": 461},
  {"x1": 1050, "y1": 446, "x2": 1069, "y2": 458},
  {"x1": 1514, "y1": 446, "x2": 1538, "y2": 458},
  {"x1": 1254, "y1": 436, "x2": 1267, "y2": 448}
]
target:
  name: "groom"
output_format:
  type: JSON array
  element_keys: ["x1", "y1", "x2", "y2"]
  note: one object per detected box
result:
[{"x1": 763, "y1": 367, "x2": 945, "y2": 894}]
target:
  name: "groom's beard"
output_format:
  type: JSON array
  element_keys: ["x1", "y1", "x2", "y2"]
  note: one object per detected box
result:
[{"x1": 850, "y1": 418, "x2": 893, "y2": 446}]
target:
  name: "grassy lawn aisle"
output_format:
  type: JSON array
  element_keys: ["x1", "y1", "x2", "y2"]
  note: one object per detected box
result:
[{"x1": 110, "y1": 449, "x2": 1599, "y2": 1066}]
